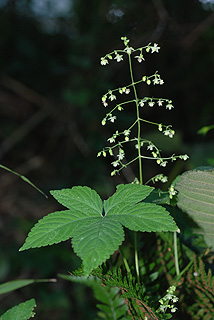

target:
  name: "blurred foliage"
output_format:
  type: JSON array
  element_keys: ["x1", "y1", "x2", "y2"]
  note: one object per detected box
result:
[{"x1": 0, "y1": 0, "x2": 213, "y2": 319}]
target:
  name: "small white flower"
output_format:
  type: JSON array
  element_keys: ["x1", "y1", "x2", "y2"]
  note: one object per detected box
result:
[
  {"x1": 160, "y1": 161, "x2": 168, "y2": 167},
  {"x1": 109, "y1": 94, "x2": 116, "y2": 101},
  {"x1": 117, "y1": 149, "x2": 125, "y2": 160},
  {"x1": 157, "y1": 100, "x2": 164, "y2": 106},
  {"x1": 147, "y1": 144, "x2": 154, "y2": 151},
  {"x1": 124, "y1": 47, "x2": 134, "y2": 54},
  {"x1": 168, "y1": 130, "x2": 175, "y2": 138},
  {"x1": 134, "y1": 54, "x2": 145, "y2": 63},
  {"x1": 111, "y1": 161, "x2": 119, "y2": 167},
  {"x1": 100, "y1": 58, "x2": 109, "y2": 65},
  {"x1": 139, "y1": 100, "x2": 145, "y2": 107},
  {"x1": 166, "y1": 104, "x2": 174, "y2": 110},
  {"x1": 152, "y1": 152, "x2": 157, "y2": 158},
  {"x1": 158, "y1": 124, "x2": 163, "y2": 131},
  {"x1": 159, "y1": 79, "x2": 164, "y2": 85},
  {"x1": 151, "y1": 43, "x2": 160, "y2": 53},
  {"x1": 111, "y1": 170, "x2": 116, "y2": 176},
  {"x1": 148, "y1": 101, "x2": 155, "y2": 107},
  {"x1": 181, "y1": 154, "x2": 189, "y2": 161},
  {"x1": 159, "y1": 305, "x2": 166, "y2": 312},
  {"x1": 171, "y1": 307, "x2": 177, "y2": 313},
  {"x1": 164, "y1": 129, "x2": 170, "y2": 136},
  {"x1": 147, "y1": 79, "x2": 151, "y2": 85},
  {"x1": 109, "y1": 115, "x2": 116, "y2": 123},
  {"x1": 169, "y1": 185, "x2": 177, "y2": 199},
  {"x1": 108, "y1": 137, "x2": 115, "y2": 143},
  {"x1": 124, "y1": 129, "x2": 131, "y2": 136},
  {"x1": 165, "y1": 293, "x2": 172, "y2": 300},
  {"x1": 101, "y1": 119, "x2": 106, "y2": 126},
  {"x1": 125, "y1": 88, "x2": 130, "y2": 94},
  {"x1": 114, "y1": 54, "x2": 123, "y2": 62},
  {"x1": 102, "y1": 101, "x2": 108, "y2": 107},
  {"x1": 161, "y1": 176, "x2": 168, "y2": 183},
  {"x1": 153, "y1": 78, "x2": 159, "y2": 85}
]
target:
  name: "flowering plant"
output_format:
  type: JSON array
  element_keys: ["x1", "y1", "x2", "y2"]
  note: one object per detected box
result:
[{"x1": 99, "y1": 36, "x2": 188, "y2": 196}]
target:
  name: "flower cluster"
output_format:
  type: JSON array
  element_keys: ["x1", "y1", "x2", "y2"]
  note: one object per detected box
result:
[
  {"x1": 98, "y1": 37, "x2": 189, "y2": 179},
  {"x1": 100, "y1": 37, "x2": 160, "y2": 67},
  {"x1": 138, "y1": 97, "x2": 173, "y2": 110},
  {"x1": 158, "y1": 286, "x2": 179, "y2": 314},
  {"x1": 142, "y1": 72, "x2": 164, "y2": 86},
  {"x1": 169, "y1": 185, "x2": 177, "y2": 199},
  {"x1": 151, "y1": 174, "x2": 168, "y2": 184}
]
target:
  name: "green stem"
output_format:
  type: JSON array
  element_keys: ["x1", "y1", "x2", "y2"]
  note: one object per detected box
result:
[
  {"x1": 120, "y1": 248, "x2": 131, "y2": 275},
  {"x1": 173, "y1": 259, "x2": 193, "y2": 286},
  {"x1": 128, "y1": 54, "x2": 143, "y2": 185},
  {"x1": 173, "y1": 231, "x2": 180, "y2": 276},
  {"x1": 134, "y1": 231, "x2": 140, "y2": 284},
  {"x1": 0, "y1": 164, "x2": 47, "y2": 198},
  {"x1": 128, "y1": 53, "x2": 142, "y2": 284}
]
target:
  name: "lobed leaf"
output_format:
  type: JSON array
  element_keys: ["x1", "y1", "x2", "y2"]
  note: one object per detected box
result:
[
  {"x1": 72, "y1": 218, "x2": 124, "y2": 276},
  {"x1": 109, "y1": 202, "x2": 177, "y2": 232},
  {"x1": 20, "y1": 184, "x2": 177, "y2": 276}
]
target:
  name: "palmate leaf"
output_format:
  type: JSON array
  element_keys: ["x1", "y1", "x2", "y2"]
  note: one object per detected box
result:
[
  {"x1": 20, "y1": 184, "x2": 177, "y2": 276},
  {"x1": 175, "y1": 167, "x2": 214, "y2": 249}
]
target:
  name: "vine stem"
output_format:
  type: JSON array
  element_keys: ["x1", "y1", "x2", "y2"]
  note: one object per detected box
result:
[{"x1": 128, "y1": 53, "x2": 142, "y2": 284}]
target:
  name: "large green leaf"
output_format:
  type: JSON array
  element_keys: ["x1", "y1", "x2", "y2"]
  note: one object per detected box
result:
[
  {"x1": 175, "y1": 168, "x2": 214, "y2": 249},
  {"x1": 20, "y1": 184, "x2": 177, "y2": 276},
  {"x1": 1, "y1": 299, "x2": 36, "y2": 320}
]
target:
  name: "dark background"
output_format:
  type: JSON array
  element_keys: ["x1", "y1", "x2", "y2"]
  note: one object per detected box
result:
[{"x1": 0, "y1": 0, "x2": 213, "y2": 319}]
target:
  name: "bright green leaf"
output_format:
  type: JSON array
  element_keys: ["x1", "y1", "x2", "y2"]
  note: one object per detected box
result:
[
  {"x1": 1, "y1": 299, "x2": 36, "y2": 320},
  {"x1": 20, "y1": 184, "x2": 177, "y2": 276},
  {"x1": 109, "y1": 202, "x2": 177, "y2": 232}
]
